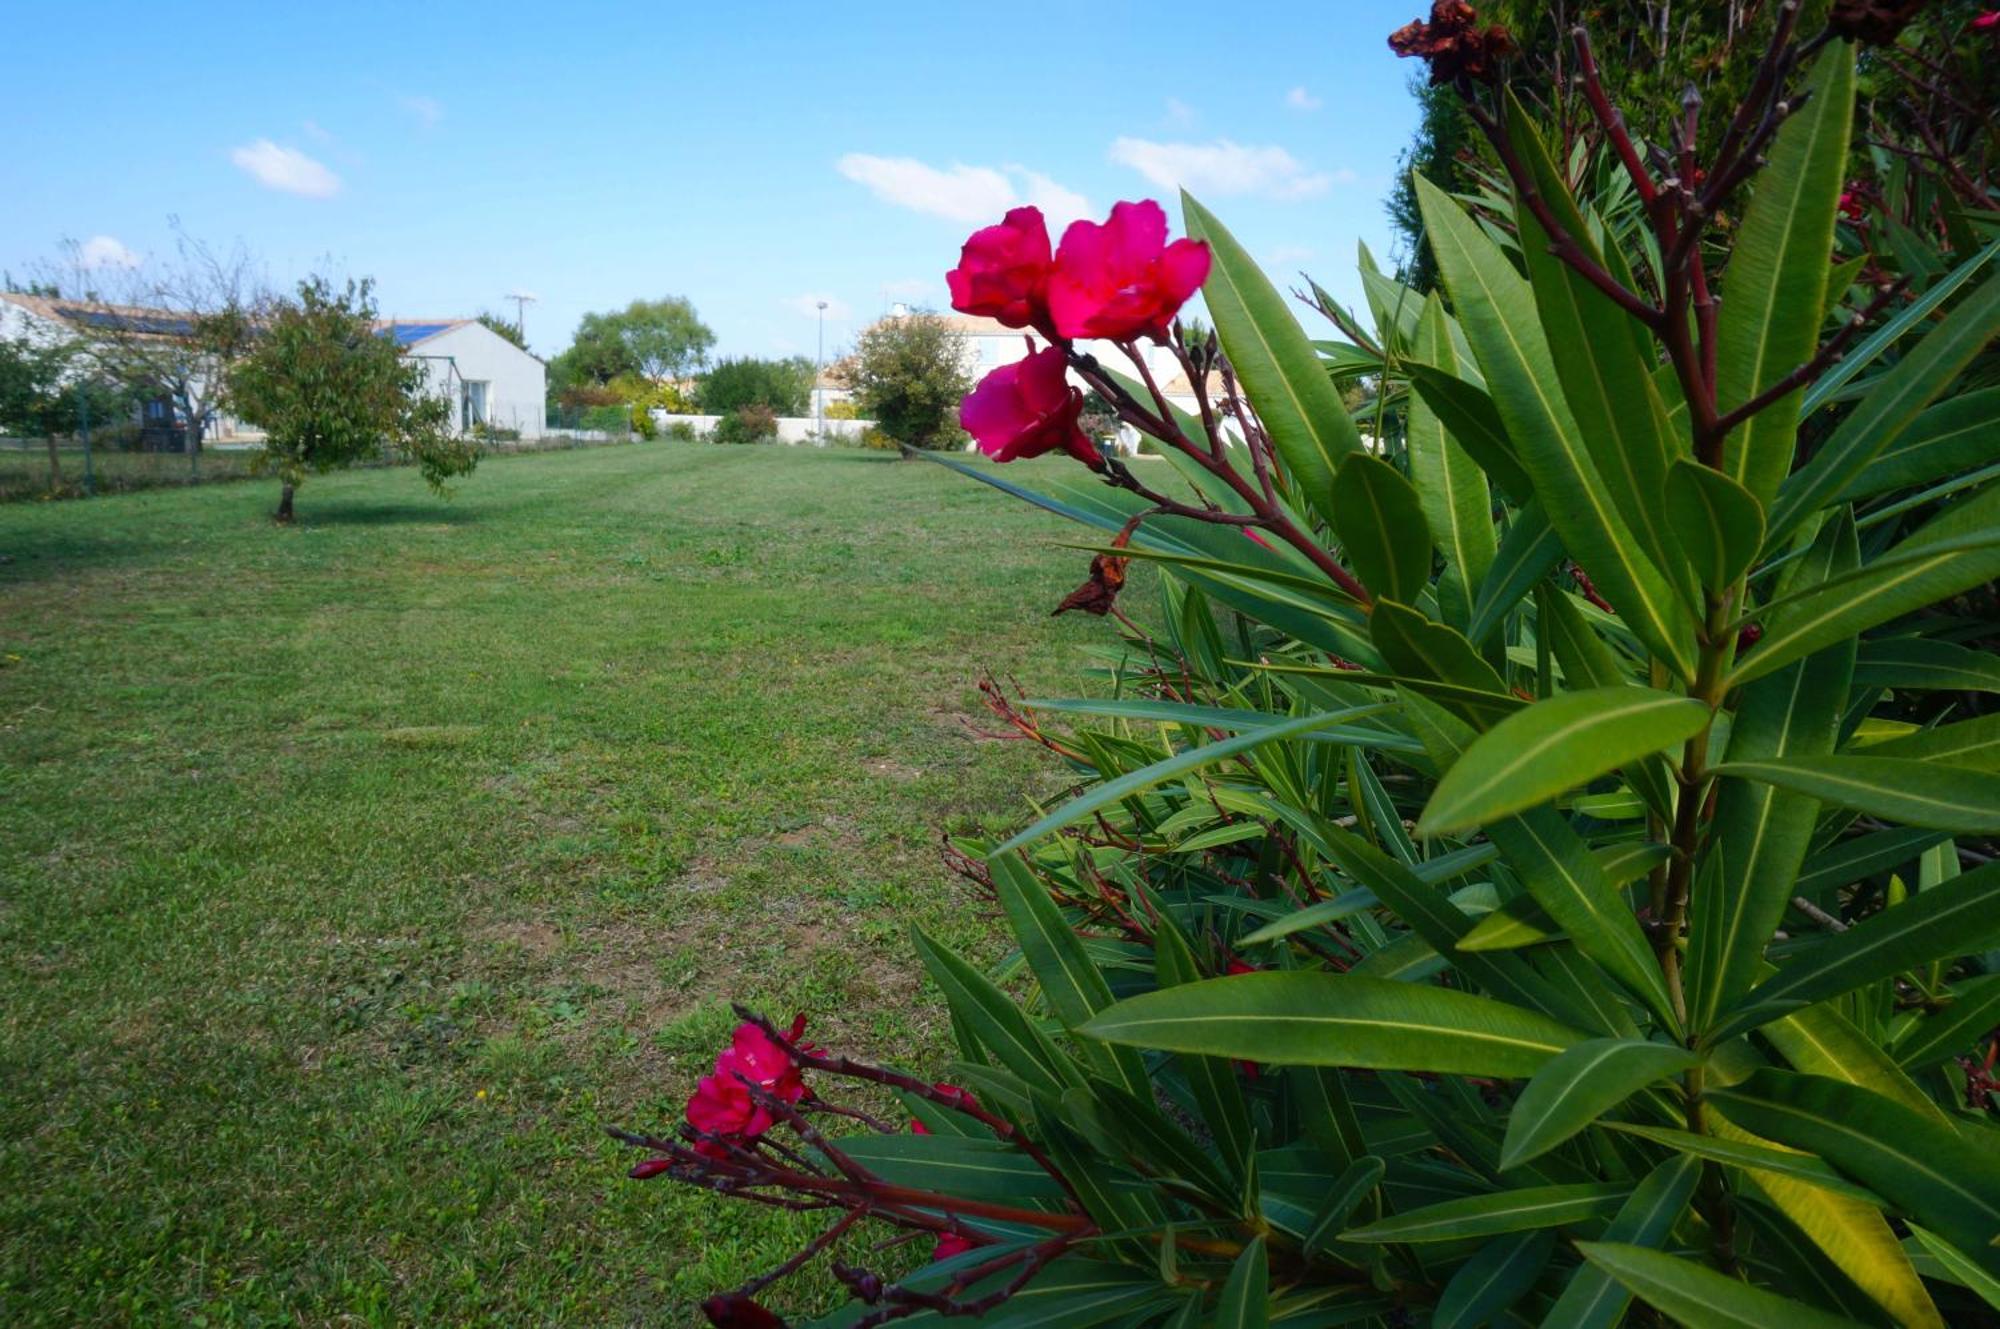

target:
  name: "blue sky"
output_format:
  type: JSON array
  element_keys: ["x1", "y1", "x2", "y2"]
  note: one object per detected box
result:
[{"x1": 2, "y1": 1, "x2": 1425, "y2": 362}]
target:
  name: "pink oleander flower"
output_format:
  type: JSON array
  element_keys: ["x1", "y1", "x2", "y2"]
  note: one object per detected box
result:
[
  {"x1": 932, "y1": 1230, "x2": 976, "y2": 1262},
  {"x1": 684, "y1": 1016, "x2": 813, "y2": 1155},
  {"x1": 1224, "y1": 957, "x2": 1263, "y2": 1079},
  {"x1": 947, "y1": 207, "x2": 1053, "y2": 332},
  {"x1": 959, "y1": 346, "x2": 1097, "y2": 466},
  {"x1": 1838, "y1": 189, "x2": 1867, "y2": 221},
  {"x1": 1977, "y1": 10, "x2": 2000, "y2": 31},
  {"x1": 702, "y1": 1292, "x2": 788, "y2": 1328},
  {"x1": 909, "y1": 1082, "x2": 979, "y2": 1135},
  {"x1": 1047, "y1": 201, "x2": 1210, "y2": 341}
]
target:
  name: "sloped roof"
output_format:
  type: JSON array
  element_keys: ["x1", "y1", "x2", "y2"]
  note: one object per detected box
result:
[
  {"x1": 0, "y1": 291, "x2": 199, "y2": 338},
  {"x1": 1158, "y1": 368, "x2": 1227, "y2": 399},
  {"x1": 375, "y1": 319, "x2": 469, "y2": 348},
  {"x1": 935, "y1": 313, "x2": 1015, "y2": 336}
]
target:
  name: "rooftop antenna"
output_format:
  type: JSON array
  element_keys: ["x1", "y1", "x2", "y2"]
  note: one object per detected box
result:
[{"x1": 504, "y1": 290, "x2": 538, "y2": 344}]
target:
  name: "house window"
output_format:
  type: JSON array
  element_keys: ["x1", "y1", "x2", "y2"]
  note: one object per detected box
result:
[{"x1": 461, "y1": 381, "x2": 489, "y2": 430}]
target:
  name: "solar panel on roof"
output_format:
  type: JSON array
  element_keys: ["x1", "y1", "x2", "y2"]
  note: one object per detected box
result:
[
  {"x1": 383, "y1": 322, "x2": 454, "y2": 346},
  {"x1": 56, "y1": 305, "x2": 197, "y2": 337}
]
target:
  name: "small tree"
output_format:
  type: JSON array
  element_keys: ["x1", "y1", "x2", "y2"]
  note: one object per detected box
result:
[
  {"x1": 850, "y1": 310, "x2": 971, "y2": 450},
  {"x1": 229, "y1": 277, "x2": 473, "y2": 523},
  {"x1": 696, "y1": 355, "x2": 814, "y2": 416}
]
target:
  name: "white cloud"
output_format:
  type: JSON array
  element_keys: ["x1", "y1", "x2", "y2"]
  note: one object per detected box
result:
[
  {"x1": 881, "y1": 277, "x2": 933, "y2": 298},
  {"x1": 229, "y1": 139, "x2": 341, "y2": 197},
  {"x1": 836, "y1": 154, "x2": 1090, "y2": 228},
  {"x1": 788, "y1": 293, "x2": 851, "y2": 321},
  {"x1": 1109, "y1": 137, "x2": 1334, "y2": 201},
  {"x1": 1285, "y1": 86, "x2": 1323, "y2": 111},
  {"x1": 78, "y1": 235, "x2": 140, "y2": 270},
  {"x1": 1164, "y1": 97, "x2": 1198, "y2": 128},
  {"x1": 1015, "y1": 169, "x2": 1091, "y2": 232},
  {"x1": 398, "y1": 94, "x2": 444, "y2": 130},
  {"x1": 302, "y1": 119, "x2": 334, "y2": 144},
  {"x1": 1265, "y1": 244, "x2": 1316, "y2": 267},
  {"x1": 837, "y1": 155, "x2": 1015, "y2": 222}
]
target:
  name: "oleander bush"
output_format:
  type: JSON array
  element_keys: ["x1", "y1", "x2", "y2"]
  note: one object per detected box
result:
[
  {"x1": 715, "y1": 404, "x2": 780, "y2": 445},
  {"x1": 621, "y1": 6, "x2": 2000, "y2": 1325}
]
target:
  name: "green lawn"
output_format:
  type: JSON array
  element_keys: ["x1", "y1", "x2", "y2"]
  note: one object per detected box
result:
[{"x1": 0, "y1": 442, "x2": 1116, "y2": 1325}]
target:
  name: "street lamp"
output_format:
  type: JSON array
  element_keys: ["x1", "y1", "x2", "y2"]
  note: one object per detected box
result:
[{"x1": 814, "y1": 300, "x2": 829, "y2": 445}]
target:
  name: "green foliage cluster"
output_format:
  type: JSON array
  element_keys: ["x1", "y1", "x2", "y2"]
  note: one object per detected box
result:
[
  {"x1": 1386, "y1": 2, "x2": 1999, "y2": 289},
  {"x1": 850, "y1": 309, "x2": 972, "y2": 449},
  {"x1": 548, "y1": 296, "x2": 713, "y2": 402},
  {"x1": 697, "y1": 356, "x2": 814, "y2": 417},
  {"x1": 228, "y1": 276, "x2": 474, "y2": 521},
  {"x1": 0, "y1": 337, "x2": 130, "y2": 440},
  {"x1": 638, "y1": 28, "x2": 2000, "y2": 1327},
  {"x1": 476, "y1": 311, "x2": 530, "y2": 350}
]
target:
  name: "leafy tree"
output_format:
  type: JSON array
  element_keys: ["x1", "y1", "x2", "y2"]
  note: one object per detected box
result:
[
  {"x1": 476, "y1": 311, "x2": 529, "y2": 350},
  {"x1": 0, "y1": 335, "x2": 133, "y2": 491},
  {"x1": 228, "y1": 277, "x2": 473, "y2": 523},
  {"x1": 0, "y1": 336, "x2": 77, "y2": 439},
  {"x1": 51, "y1": 228, "x2": 262, "y2": 454},
  {"x1": 1384, "y1": 76, "x2": 1472, "y2": 291},
  {"x1": 696, "y1": 355, "x2": 814, "y2": 417},
  {"x1": 549, "y1": 296, "x2": 713, "y2": 400},
  {"x1": 849, "y1": 311, "x2": 972, "y2": 449}
]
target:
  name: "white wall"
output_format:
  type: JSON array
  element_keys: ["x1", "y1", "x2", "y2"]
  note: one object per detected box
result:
[
  {"x1": 958, "y1": 330, "x2": 1181, "y2": 390},
  {"x1": 650, "y1": 411, "x2": 876, "y2": 444},
  {"x1": 405, "y1": 322, "x2": 546, "y2": 438},
  {"x1": 0, "y1": 298, "x2": 67, "y2": 349}
]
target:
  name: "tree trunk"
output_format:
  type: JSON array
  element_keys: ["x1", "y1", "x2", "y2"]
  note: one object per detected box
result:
[
  {"x1": 275, "y1": 482, "x2": 295, "y2": 523},
  {"x1": 45, "y1": 435, "x2": 62, "y2": 494}
]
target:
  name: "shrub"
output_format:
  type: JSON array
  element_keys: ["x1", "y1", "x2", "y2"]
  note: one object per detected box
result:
[
  {"x1": 620, "y1": 11, "x2": 2000, "y2": 1327},
  {"x1": 698, "y1": 356, "x2": 814, "y2": 417},
  {"x1": 664, "y1": 420, "x2": 699, "y2": 443},
  {"x1": 850, "y1": 309, "x2": 971, "y2": 449},
  {"x1": 712, "y1": 404, "x2": 777, "y2": 445},
  {"x1": 576, "y1": 403, "x2": 632, "y2": 435},
  {"x1": 824, "y1": 399, "x2": 859, "y2": 420}
]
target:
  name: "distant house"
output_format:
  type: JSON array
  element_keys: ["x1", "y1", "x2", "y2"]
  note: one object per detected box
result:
[
  {"x1": 0, "y1": 290, "x2": 247, "y2": 447},
  {"x1": 376, "y1": 319, "x2": 546, "y2": 439},
  {"x1": 1, "y1": 293, "x2": 547, "y2": 445},
  {"x1": 833, "y1": 305, "x2": 1189, "y2": 453}
]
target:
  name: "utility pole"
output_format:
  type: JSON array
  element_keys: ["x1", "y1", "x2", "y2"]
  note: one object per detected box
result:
[
  {"x1": 815, "y1": 300, "x2": 828, "y2": 446},
  {"x1": 505, "y1": 291, "x2": 538, "y2": 346}
]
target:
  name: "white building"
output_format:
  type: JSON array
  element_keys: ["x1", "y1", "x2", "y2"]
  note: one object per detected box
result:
[
  {"x1": 378, "y1": 319, "x2": 546, "y2": 439},
  {"x1": 1, "y1": 294, "x2": 546, "y2": 443},
  {"x1": 0, "y1": 290, "x2": 259, "y2": 444}
]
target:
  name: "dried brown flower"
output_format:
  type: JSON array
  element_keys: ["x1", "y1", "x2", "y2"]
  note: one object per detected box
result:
[{"x1": 1389, "y1": 1, "x2": 1516, "y2": 84}]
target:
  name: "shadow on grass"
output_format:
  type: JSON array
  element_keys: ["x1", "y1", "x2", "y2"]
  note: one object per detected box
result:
[
  {"x1": 815, "y1": 449, "x2": 959, "y2": 465},
  {"x1": 296, "y1": 501, "x2": 482, "y2": 528}
]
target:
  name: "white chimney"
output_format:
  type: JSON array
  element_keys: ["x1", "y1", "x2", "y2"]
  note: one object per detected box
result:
[{"x1": 891, "y1": 301, "x2": 910, "y2": 318}]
